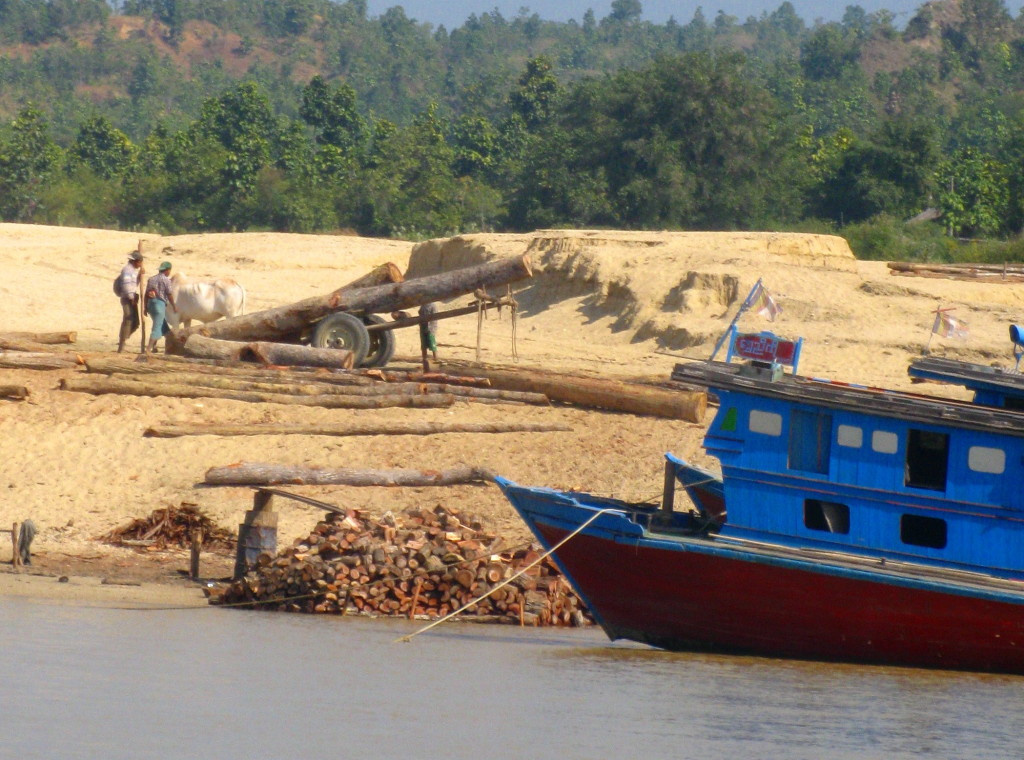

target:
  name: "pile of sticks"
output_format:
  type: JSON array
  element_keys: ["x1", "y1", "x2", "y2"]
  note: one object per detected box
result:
[
  {"x1": 100, "y1": 503, "x2": 236, "y2": 551},
  {"x1": 215, "y1": 504, "x2": 593, "y2": 627}
]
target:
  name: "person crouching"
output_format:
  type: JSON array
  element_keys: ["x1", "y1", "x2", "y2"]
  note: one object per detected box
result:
[{"x1": 144, "y1": 261, "x2": 177, "y2": 354}]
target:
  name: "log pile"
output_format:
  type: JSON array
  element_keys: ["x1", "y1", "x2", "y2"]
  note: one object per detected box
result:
[
  {"x1": 100, "y1": 503, "x2": 236, "y2": 551},
  {"x1": 888, "y1": 261, "x2": 1024, "y2": 282},
  {"x1": 214, "y1": 504, "x2": 593, "y2": 627}
]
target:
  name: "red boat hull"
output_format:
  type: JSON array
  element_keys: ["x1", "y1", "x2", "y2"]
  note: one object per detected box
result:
[{"x1": 534, "y1": 522, "x2": 1024, "y2": 674}]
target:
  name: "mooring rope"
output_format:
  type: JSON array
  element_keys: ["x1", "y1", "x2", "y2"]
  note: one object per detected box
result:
[{"x1": 394, "y1": 507, "x2": 618, "y2": 643}]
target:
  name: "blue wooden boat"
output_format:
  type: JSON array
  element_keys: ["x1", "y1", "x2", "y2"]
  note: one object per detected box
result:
[{"x1": 497, "y1": 336, "x2": 1024, "y2": 674}]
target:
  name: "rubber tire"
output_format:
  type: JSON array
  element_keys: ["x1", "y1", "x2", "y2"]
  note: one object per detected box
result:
[
  {"x1": 361, "y1": 314, "x2": 396, "y2": 368},
  {"x1": 310, "y1": 312, "x2": 370, "y2": 367}
]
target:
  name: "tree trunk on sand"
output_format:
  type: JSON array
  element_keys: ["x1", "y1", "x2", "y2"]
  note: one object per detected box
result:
[
  {"x1": 0, "y1": 331, "x2": 76, "y2": 345},
  {"x1": 172, "y1": 254, "x2": 532, "y2": 346},
  {"x1": 0, "y1": 338, "x2": 66, "y2": 352},
  {"x1": 360, "y1": 370, "x2": 492, "y2": 387},
  {"x1": 84, "y1": 356, "x2": 376, "y2": 385},
  {"x1": 204, "y1": 462, "x2": 496, "y2": 486},
  {"x1": 145, "y1": 420, "x2": 572, "y2": 438},
  {"x1": 60, "y1": 375, "x2": 455, "y2": 409},
  {"x1": 0, "y1": 385, "x2": 29, "y2": 400},
  {"x1": 0, "y1": 352, "x2": 79, "y2": 370},
  {"x1": 343, "y1": 262, "x2": 405, "y2": 290},
  {"x1": 243, "y1": 341, "x2": 355, "y2": 369},
  {"x1": 114, "y1": 373, "x2": 545, "y2": 403},
  {"x1": 442, "y1": 362, "x2": 707, "y2": 422},
  {"x1": 181, "y1": 335, "x2": 355, "y2": 369}
]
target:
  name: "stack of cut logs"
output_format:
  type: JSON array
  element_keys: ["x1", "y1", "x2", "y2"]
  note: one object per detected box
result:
[{"x1": 215, "y1": 504, "x2": 594, "y2": 627}]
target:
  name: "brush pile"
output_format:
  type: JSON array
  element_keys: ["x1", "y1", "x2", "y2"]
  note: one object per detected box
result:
[
  {"x1": 214, "y1": 504, "x2": 593, "y2": 627},
  {"x1": 100, "y1": 503, "x2": 236, "y2": 551}
]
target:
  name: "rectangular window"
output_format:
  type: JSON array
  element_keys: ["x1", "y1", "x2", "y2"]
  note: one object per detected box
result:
[
  {"x1": 749, "y1": 410, "x2": 782, "y2": 436},
  {"x1": 901, "y1": 514, "x2": 947, "y2": 549},
  {"x1": 804, "y1": 499, "x2": 849, "y2": 534},
  {"x1": 904, "y1": 429, "x2": 949, "y2": 491},
  {"x1": 837, "y1": 424, "x2": 862, "y2": 448},
  {"x1": 789, "y1": 409, "x2": 833, "y2": 474},
  {"x1": 872, "y1": 430, "x2": 898, "y2": 454},
  {"x1": 968, "y1": 446, "x2": 1005, "y2": 474}
]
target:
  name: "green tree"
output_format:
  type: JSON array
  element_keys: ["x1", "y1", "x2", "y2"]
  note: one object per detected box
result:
[
  {"x1": 935, "y1": 147, "x2": 1008, "y2": 236},
  {"x1": 69, "y1": 116, "x2": 135, "y2": 179},
  {"x1": 0, "y1": 105, "x2": 62, "y2": 221}
]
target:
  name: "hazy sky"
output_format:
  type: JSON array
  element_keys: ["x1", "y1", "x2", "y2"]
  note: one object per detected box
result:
[{"x1": 364, "y1": 0, "x2": 956, "y2": 29}]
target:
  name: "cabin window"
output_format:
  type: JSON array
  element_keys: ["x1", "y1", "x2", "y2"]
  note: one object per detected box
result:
[
  {"x1": 968, "y1": 446, "x2": 1005, "y2": 475},
  {"x1": 904, "y1": 429, "x2": 949, "y2": 491},
  {"x1": 804, "y1": 499, "x2": 849, "y2": 534},
  {"x1": 872, "y1": 430, "x2": 898, "y2": 454},
  {"x1": 900, "y1": 514, "x2": 947, "y2": 549},
  {"x1": 749, "y1": 410, "x2": 782, "y2": 436},
  {"x1": 837, "y1": 424, "x2": 862, "y2": 448},
  {"x1": 789, "y1": 410, "x2": 832, "y2": 474}
]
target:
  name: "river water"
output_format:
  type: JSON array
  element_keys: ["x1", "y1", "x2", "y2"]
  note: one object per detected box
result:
[{"x1": 1, "y1": 597, "x2": 1021, "y2": 760}]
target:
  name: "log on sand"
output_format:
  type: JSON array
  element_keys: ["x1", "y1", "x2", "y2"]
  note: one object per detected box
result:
[
  {"x1": 442, "y1": 363, "x2": 707, "y2": 422},
  {"x1": 172, "y1": 254, "x2": 532, "y2": 346},
  {"x1": 0, "y1": 352, "x2": 79, "y2": 370},
  {"x1": 60, "y1": 375, "x2": 455, "y2": 409},
  {"x1": 204, "y1": 462, "x2": 496, "y2": 486},
  {"x1": 146, "y1": 420, "x2": 573, "y2": 437},
  {"x1": 0, "y1": 385, "x2": 29, "y2": 400},
  {"x1": 112, "y1": 372, "x2": 547, "y2": 403},
  {"x1": 84, "y1": 356, "x2": 377, "y2": 385},
  {"x1": 181, "y1": 334, "x2": 354, "y2": 369},
  {"x1": 0, "y1": 331, "x2": 76, "y2": 345}
]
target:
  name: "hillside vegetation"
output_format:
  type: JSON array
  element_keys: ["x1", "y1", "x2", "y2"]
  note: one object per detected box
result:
[{"x1": 4, "y1": 0, "x2": 1024, "y2": 256}]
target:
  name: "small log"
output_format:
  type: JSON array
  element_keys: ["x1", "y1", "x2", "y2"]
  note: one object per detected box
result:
[
  {"x1": 342, "y1": 262, "x2": 405, "y2": 290},
  {"x1": 0, "y1": 331, "x2": 76, "y2": 344},
  {"x1": 204, "y1": 462, "x2": 497, "y2": 487},
  {"x1": 0, "y1": 352, "x2": 79, "y2": 370},
  {"x1": 173, "y1": 254, "x2": 532, "y2": 345},
  {"x1": 0, "y1": 385, "x2": 29, "y2": 400},
  {"x1": 60, "y1": 375, "x2": 455, "y2": 410},
  {"x1": 442, "y1": 362, "x2": 706, "y2": 422},
  {"x1": 144, "y1": 420, "x2": 572, "y2": 438}
]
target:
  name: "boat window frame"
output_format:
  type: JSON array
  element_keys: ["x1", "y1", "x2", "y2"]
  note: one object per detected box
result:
[
  {"x1": 804, "y1": 498, "x2": 850, "y2": 535},
  {"x1": 900, "y1": 513, "x2": 948, "y2": 550},
  {"x1": 748, "y1": 409, "x2": 782, "y2": 437},
  {"x1": 836, "y1": 424, "x2": 862, "y2": 448},
  {"x1": 871, "y1": 430, "x2": 898, "y2": 454},
  {"x1": 904, "y1": 428, "x2": 950, "y2": 492},
  {"x1": 968, "y1": 445, "x2": 1006, "y2": 475}
]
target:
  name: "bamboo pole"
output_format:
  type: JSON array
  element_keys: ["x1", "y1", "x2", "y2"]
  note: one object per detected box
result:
[
  {"x1": 145, "y1": 420, "x2": 572, "y2": 438},
  {"x1": 204, "y1": 462, "x2": 497, "y2": 487}
]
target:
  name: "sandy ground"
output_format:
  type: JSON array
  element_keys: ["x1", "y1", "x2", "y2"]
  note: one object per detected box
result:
[{"x1": 2, "y1": 223, "x2": 1022, "y2": 604}]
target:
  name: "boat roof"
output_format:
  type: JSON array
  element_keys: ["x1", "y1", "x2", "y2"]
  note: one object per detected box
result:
[
  {"x1": 672, "y1": 360, "x2": 1024, "y2": 438},
  {"x1": 908, "y1": 356, "x2": 1024, "y2": 401}
]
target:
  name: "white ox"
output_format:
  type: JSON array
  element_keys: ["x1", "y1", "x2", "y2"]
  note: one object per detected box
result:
[{"x1": 167, "y1": 273, "x2": 247, "y2": 329}]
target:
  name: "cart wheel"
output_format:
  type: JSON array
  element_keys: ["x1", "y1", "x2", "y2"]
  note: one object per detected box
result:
[
  {"x1": 311, "y1": 312, "x2": 369, "y2": 366},
  {"x1": 361, "y1": 314, "x2": 396, "y2": 368}
]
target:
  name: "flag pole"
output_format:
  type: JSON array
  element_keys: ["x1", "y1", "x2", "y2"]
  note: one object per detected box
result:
[{"x1": 709, "y1": 278, "x2": 761, "y2": 362}]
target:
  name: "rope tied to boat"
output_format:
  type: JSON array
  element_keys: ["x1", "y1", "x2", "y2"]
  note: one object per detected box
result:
[{"x1": 394, "y1": 507, "x2": 618, "y2": 644}]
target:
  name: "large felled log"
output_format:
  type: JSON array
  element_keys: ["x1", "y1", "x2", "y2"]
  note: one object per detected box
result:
[
  {"x1": 443, "y1": 362, "x2": 707, "y2": 422},
  {"x1": 0, "y1": 385, "x2": 29, "y2": 400},
  {"x1": 173, "y1": 254, "x2": 532, "y2": 345},
  {"x1": 204, "y1": 462, "x2": 496, "y2": 486},
  {"x1": 84, "y1": 356, "x2": 376, "y2": 385},
  {"x1": 181, "y1": 335, "x2": 355, "y2": 369},
  {"x1": 244, "y1": 341, "x2": 355, "y2": 369},
  {"x1": 343, "y1": 262, "x2": 405, "y2": 290},
  {"x1": 146, "y1": 420, "x2": 572, "y2": 437},
  {"x1": 0, "y1": 352, "x2": 79, "y2": 370},
  {"x1": 0, "y1": 331, "x2": 76, "y2": 345},
  {"x1": 60, "y1": 375, "x2": 455, "y2": 409}
]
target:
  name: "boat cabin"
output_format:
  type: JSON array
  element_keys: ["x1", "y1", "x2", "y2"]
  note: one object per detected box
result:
[{"x1": 671, "y1": 358, "x2": 1024, "y2": 581}]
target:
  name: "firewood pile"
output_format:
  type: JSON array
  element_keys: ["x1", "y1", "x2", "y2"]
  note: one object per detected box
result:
[
  {"x1": 214, "y1": 504, "x2": 594, "y2": 627},
  {"x1": 100, "y1": 503, "x2": 236, "y2": 551}
]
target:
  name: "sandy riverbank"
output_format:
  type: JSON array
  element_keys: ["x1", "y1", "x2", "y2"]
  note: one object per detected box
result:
[{"x1": 2, "y1": 223, "x2": 1021, "y2": 604}]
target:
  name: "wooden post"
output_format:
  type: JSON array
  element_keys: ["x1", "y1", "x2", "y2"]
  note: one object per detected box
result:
[
  {"x1": 408, "y1": 577, "x2": 424, "y2": 620},
  {"x1": 11, "y1": 521, "x2": 20, "y2": 568},
  {"x1": 233, "y1": 490, "x2": 278, "y2": 580},
  {"x1": 189, "y1": 528, "x2": 203, "y2": 580},
  {"x1": 662, "y1": 459, "x2": 676, "y2": 514}
]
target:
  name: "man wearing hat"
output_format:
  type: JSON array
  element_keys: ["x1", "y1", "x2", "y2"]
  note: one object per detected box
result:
[
  {"x1": 115, "y1": 250, "x2": 145, "y2": 353},
  {"x1": 144, "y1": 261, "x2": 177, "y2": 354}
]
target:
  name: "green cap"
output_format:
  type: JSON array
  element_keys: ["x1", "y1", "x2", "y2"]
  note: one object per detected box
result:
[{"x1": 159, "y1": 261, "x2": 172, "y2": 271}]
